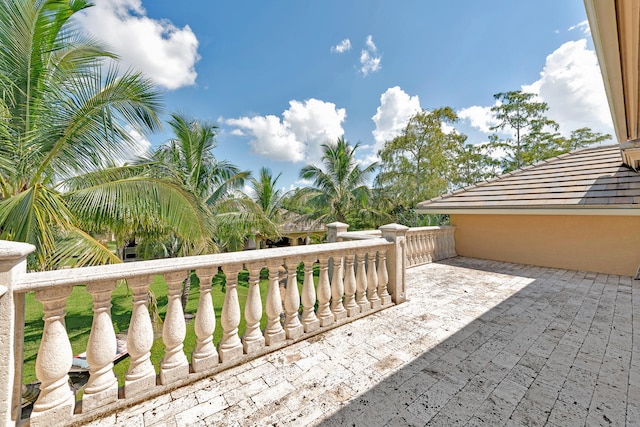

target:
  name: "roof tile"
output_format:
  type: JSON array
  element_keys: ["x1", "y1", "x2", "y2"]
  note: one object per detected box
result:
[{"x1": 416, "y1": 145, "x2": 640, "y2": 211}]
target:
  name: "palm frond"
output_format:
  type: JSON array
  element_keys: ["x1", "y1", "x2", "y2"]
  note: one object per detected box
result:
[
  {"x1": 64, "y1": 176, "x2": 214, "y2": 247},
  {"x1": 0, "y1": 184, "x2": 75, "y2": 267},
  {"x1": 50, "y1": 226, "x2": 121, "y2": 268}
]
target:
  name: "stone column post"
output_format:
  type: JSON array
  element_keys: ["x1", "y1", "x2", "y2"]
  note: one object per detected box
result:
[
  {"x1": 379, "y1": 223, "x2": 409, "y2": 304},
  {"x1": 326, "y1": 222, "x2": 348, "y2": 281},
  {"x1": 326, "y1": 222, "x2": 349, "y2": 243},
  {"x1": 0, "y1": 241, "x2": 35, "y2": 426}
]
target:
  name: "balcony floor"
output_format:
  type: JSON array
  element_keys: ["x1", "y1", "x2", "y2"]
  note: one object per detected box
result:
[{"x1": 87, "y1": 257, "x2": 640, "y2": 426}]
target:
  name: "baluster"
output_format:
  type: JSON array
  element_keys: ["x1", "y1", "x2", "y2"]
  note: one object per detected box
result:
[
  {"x1": 125, "y1": 275, "x2": 156, "y2": 397},
  {"x1": 422, "y1": 232, "x2": 430, "y2": 263},
  {"x1": 83, "y1": 281, "x2": 118, "y2": 412},
  {"x1": 31, "y1": 286, "x2": 74, "y2": 427},
  {"x1": 316, "y1": 255, "x2": 334, "y2": 326},
  {"x1": 331, "y1": 255, "x2": 347, "y2": 321},
  {"x1": 160, "y1": 271, "x2": 189, "y2": 384},
  {"x1": 416, "y1": 231, "x2": 424, "y2": 265},
  {"x1": 192, "y1": 268, "x2": 218, "y2": 372},
  {"x1": 283, "y1": 258, "x2": 304, "y2": 339},
  {"x1": 301, "y1": 256, "x2": 320, "y2": 332},
  {"x1": 377, "y1": 249, "x2": 392, "y2": 306},
  {"x1": 242, "y1": 262, "x2": 266, "y2": 353},
  {"x1": 441, "y1": 228, "x2": 449, "y2": 258},
  {"x1": 413, "y1": 233, "x2": 420, "y2": 265},
  {"x1": 264, "y1": 260, "x2": 285, "y2": 345},
  {"x1": 367, "y1": 252, "x2": 381, "y2": 309},
  {"x1": 443, "y1": 228, "x2": 451, "y2": 258},
  {"x1": 218, "y1": 264, "x2": 244, "y2": 362},
  {"x1": 418, "y1": 232, "x2": 427, "y2": 264},
  {"x1": 407, "y1": 234, "x2": 415, "y2": 267},
  {"x1": 343, "y1": 253, "x2": 359, "y2": 316},
  {"x1": 426, "y1": 231, "x2": 434, "y2": 262},
  {"x1": 278, "y1": 265, "x2": 287, "y2": 311},
  {"x1": 448, "y1": 227, "x2": 457, "y2": 258},
  {"x1": 355, "y1": 251, "x2": 371, "y2": 313},
  {"x1": 435, "y1": 229, "x2": 443, "y2": 260},
  {"x1": 431, "y1": 229, "x2": 438, "y2": 261}
]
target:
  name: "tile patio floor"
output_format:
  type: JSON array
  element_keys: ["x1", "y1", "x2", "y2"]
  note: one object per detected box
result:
[{"x1": 87, "y1": 257, "x2": 640, "y2": 426}]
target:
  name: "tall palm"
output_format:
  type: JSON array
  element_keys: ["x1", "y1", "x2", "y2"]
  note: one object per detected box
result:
[
  {"x1": 0, "y1": 0, "x2": 209, "y2": 269},
  {"x1": 149, "y1": 112, "x2": 267, "y2": 254},
  {"x1": 247, "y1": 167, "x2": 286, "y2": 247},
  {"x1": 299, "y1": 137, "x2": 378, "y2": 225},
  {"x1": 150, "y1": 114, "x2": 279, "y2": 308}
]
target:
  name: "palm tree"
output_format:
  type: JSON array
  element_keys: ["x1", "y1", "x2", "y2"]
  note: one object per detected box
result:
[
  {"x1": 299, "y1": 137, "x2": 378, "y2": 226},
  {"x1": 148, "y1": 112, "x2": 277, "y2": 254},
  {"x1": 247, "y1": 167, "x2": 286, "y2": 247},
  {"x1": 0, "y1": 0, "x2": 210, "y2": 269},
  {"x1": 149, "y1": 113, "x2": 280, "y2": 306}
]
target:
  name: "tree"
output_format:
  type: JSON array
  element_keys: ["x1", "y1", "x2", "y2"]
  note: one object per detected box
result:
[
  {"x1": 149, "y1": 113, "x2": 280, "y2": 252},
  {"x1": 376, "y1": 107, "x2": 466, "y2": 221},
  {"x1": 0, "y1": 0, "x2": 209, "y2": 269},
  {"x1": 489, "y1": 91, "x2": 557, "y2": 171},
  {"x1": 299, "y1": 137, "x2": 378, "y2": 225},
  {"x1": 488, "y1": 91, "x2": 611, "y2": 172},
  {"x1": 452, "y1": 143, "x2": 500, "y2": 189},
  {"x1": 247, "y1": 167, "x2": 286, "y2": 247}
]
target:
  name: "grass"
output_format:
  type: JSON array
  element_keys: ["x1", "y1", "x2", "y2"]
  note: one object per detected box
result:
[{"x1": 22, "y1": 266, "x2": 310, "y2": 389}]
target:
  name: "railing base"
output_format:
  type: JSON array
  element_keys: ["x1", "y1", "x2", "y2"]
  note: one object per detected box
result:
[
  {"x1": 82, "y1": 385, "x2": 118, "y2": 412},
  {"x1": 218, "y1": 345, "x2": 243, "y2": 363},
  {"x1": 264, "y1": 330, "x2": 286, "y2": 346},
  {"x1": 319, "y1": 315, "x2": 334, "y2": 327},
  {"x1": 242, "y1": 338, "x2": 265, "y2": 355},
  {"x1": 30, "y1": 400, "x2": 74, "y2": 427},
  {"x1": 285, "y1": 324, "x2": 304, "y2": 340},
  {"x1": 346, "y1": 306, "x2": 361, "y2": 317},
  {"x1": 303, "y1": 319, "x2": 320, "y2": 333},
  {"x1": 160, "y1": 363, "x2": 189, "y2": 385},
  {"x1": 124, "y1": 373, "x2": 156, "y2": 398},
  {"x1": 192, "y1": 353, "x2": 219, "y2": 373}
]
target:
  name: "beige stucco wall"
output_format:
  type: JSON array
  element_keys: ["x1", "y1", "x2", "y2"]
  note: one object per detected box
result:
[{"x1": 450, "y1": 214, "x2": 640, "y2": 277}]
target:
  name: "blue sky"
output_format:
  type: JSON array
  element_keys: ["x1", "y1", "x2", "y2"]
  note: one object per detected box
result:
[{"x1": 76, "y1": 0, "x2": 613, "y2": 190}]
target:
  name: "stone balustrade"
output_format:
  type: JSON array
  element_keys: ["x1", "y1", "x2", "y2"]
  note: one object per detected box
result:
[
  {"x1": 0, "y1": 224, "x2": 409, "y2": 427},
  {"x1": 332, "y1": 223, "x2": 457, "y2": 269},
  {"x1": 405, "y1": 226, "x2": 457, "y2": 267}
]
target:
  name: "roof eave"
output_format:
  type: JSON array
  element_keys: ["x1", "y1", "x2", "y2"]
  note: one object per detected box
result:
[{"x1": 416, "y1": 206, "x2": 640, "y2": 216}]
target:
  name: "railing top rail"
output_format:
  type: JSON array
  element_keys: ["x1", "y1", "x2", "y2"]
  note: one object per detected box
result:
[
  {"x1": 406, "y1": 225, "x2": 456, "y2": 233},
  {"x1": 15, "y1": 238, "x2": 392, "y2": 293},
  {"x1": 338, "y1": 230, "x2": 382, "y2": 240}
]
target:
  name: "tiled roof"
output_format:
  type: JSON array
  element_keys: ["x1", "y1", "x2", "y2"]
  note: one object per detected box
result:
[{"x1": 416, "y1": 144, "x2": 640, "y2": 212}]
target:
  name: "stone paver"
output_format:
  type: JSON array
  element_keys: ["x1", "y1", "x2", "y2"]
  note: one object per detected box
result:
[{"x1": 84, "y1": 257, "x2": 640, "y2": 426}]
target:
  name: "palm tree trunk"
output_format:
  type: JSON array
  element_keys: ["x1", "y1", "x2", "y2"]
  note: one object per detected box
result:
[{"x1": 181, "y1": 275, "x2": 191, "y2": 313}]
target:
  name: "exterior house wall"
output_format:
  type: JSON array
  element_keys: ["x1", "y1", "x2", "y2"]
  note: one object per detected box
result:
[{"x1": 450, "y1": 214, "x2": 640, "y2": 277}]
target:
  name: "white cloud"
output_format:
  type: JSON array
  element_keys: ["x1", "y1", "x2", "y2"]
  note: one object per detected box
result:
[
  {"x1": 522, "y1": 39, "x2": 613, "y2": 137},
  {"x1": 477, "y1": 140, "x2": 507, "y2": 161},
  {"x1": 226, "y1": 99, "x2": 346, "y2": 165},
  {"x1": 460, "y1": 39, "x2": 613, "y2": 139},
  {"x1": 568, "y1": 20, "x2": 591, "y2": 36},
  {"x1": 360, "y1": 35, "x2": 381, "y2": 76},
  {"x1": 331, "y1": 39, "x2": 352, "y2": 53},
  {"x1": 294, "y1": 178, "x2": 312, "y2": 188},
  {"x1": 243, "y1": 184, "x2": 256, "y2": 199},
  {"x1": 371, "y1": 86, "x2": 422, "y2": 151},
  {"x1": 458, "y1": 105, "x2": 499, "y2": 134},
  {"x1": 75, "y1": 0, "x2": 200, "y2": 90}
]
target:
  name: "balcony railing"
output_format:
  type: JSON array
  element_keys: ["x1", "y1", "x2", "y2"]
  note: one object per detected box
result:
[
  {"x1": 334, "y1": 223, "x2": 457, "y2": 268},
  {"x1": 405, "y1": 226, "x2": 457, "y2": 267},
  {"x1": 0, "y1": 223, "x2": 425, "y2": 426},
  {"x1": 0, "y1": 222, "x2": 458, "y2": 426}
]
